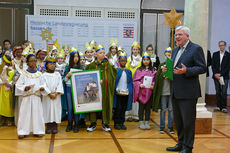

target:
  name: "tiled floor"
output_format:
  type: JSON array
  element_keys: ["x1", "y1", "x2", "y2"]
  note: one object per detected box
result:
[{"x1": 0, "y1": 106, "x2": 229, "y2": 153}]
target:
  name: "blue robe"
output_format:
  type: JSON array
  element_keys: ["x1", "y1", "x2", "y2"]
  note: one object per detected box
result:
[{"x1": 113, "y1": 68, "x2": 133, "y2": 111}]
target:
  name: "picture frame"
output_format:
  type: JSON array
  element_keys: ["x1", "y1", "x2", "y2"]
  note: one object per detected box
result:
[{"x1": 71, "y1": 69, "x2": 102, "y2": 114}]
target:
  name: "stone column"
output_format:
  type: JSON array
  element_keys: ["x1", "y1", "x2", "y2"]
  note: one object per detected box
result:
[{"x1": 184, "y1": 0, "x2": 212, "y2": 133}]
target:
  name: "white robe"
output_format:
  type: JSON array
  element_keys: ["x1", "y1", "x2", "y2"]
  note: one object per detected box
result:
[
  {"x1": 14, "y1": 62, "x2": 28, "y2": 126},
  {"x1": 108, "y1": 54, "x2": 118, "y2": 67},
  {"x1": 42, "y1": 72, "x2": 64, "y2": 123},
  {"x1": 15, "y1": 70, "x2": 47, "y2": 135}
]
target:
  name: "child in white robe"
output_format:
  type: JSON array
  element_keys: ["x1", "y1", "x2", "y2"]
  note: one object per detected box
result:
[
  {"x1": 42, "y1": 56, "x2": 64, "y2": 134},
  {"x1": 15, "y1": 53, "x2": 48, "y2": 139}
]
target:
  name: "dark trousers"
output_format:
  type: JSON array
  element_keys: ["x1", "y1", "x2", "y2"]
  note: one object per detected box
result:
[
  {"x1": 138, "y1": 100, "x2": 151, "y2": 121},
  {"x1": 114, "y1": 95, "x2": 128, "y2": 125},
  {"x1": 66, "y1": 87, "x2": 79, "y2": 123},
  {"x1": 172, "y1": 97, "x2": 197, "y2": 150},
  {"x1": 214, "y1": 78, "x2": 228, "y2": 110}
]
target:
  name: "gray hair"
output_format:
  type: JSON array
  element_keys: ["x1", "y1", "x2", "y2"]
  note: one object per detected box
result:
[{"x1": 175, "y1": 26, "x2": 190, "y2": 36}]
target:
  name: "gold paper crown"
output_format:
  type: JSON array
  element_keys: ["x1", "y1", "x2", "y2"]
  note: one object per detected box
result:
[
  {"x1": 110, "y1": 38, "x2": 118, "y2": 47},
  {"x1": 70, "y1": 47, "x2": 79, "y2": 55},
  {"x1": 165, "y1": 47, "x2": 172, "y2": 53},
  {"x1": 118, "y1": 51, "x2": 127, "y2": 58},
  {"x1": 118, "y1": 46, "x2": 124, "y2": 52},
  {"x1": 142, "y1": 52, "x2": 151, "y2": 58},
  {"x1": 79, "y1": 52, "x2": 85, "y2": 57},
  {"x1": 131, "y1": 41, "x2": 140, "y2": 49},
  {"x1": 62, "y1": 45, "x2": 70, "y2": 50},
  {"x1": 89, "y1": 40, "x2": 97, "y2": 49},
  {"x1": 46, "y1": 55, "x2": 56, "y2": 63},
  {"x1": 54, "y1": 39, "x2": 61, "y2": 51},
  {"x1": 85, "y1": 42, "x2": 93, "y2": 52},
  {"x1": 96, "y1": 44, "x2": 105, "y2": 52},
  {"x1": 23, "y1": 46, "x2": 35, "y2": 58},
  {"x1": 57, "y1": 49, "x2": 65, "y2": 58}
]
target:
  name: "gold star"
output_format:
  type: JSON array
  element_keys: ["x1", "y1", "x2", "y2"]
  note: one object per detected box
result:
[
  {"x1": 163, "y1": 8, "x2": 183, "y2": 29},
  {"x1": 40, "y1": 29, "x2": 53, "y2": 40}
]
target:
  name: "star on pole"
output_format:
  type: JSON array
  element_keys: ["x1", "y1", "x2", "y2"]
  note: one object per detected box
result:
[
  {"x1": 163, "y1": 8, "x2": 183, "y2": 29},
  {"x1": 40, "y1": 28, "x2": 53, "y2": 40}
]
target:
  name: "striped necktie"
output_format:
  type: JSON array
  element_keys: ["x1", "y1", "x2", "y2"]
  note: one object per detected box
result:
[{"x1": 174, "y1": 47, "x2": 184, "y2": 67}]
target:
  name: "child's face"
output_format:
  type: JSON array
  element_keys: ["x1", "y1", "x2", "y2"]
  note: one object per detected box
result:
[
  {"x1": 4, "y1": 42, "x2": 11, "y2": 50},
  {"x1": 143, "y1": 57, "x2": 150, "y2": 67},
  {"x1": 80, "y1": 57, "x2": 85, "y2": 66},
  {"x1": 92, "y1": 49, "x2": 97, "y2": 57},
  {"x1": 74, "y1": 53, "x2": 79, "y2": 64},
  {"x1": 38, "y1": 51, "x2": 47, "y2": 60},
  {"x1": 4, "y1": 50, "x2": 10, "y2": 56},
  {"x1": 47, "y1": 62, "x2": 56, "y2": 71},
  {"x1": 52, "y1": 50, "x2": 57, "y2": 57},
  {"x1": 57, "y1": 57, "x2": 64, "y2": 64},
  {"x1": 132, "y1": 46, "x2": 140, "y2": 56},
  {"x1": 85, "y1": 50, "x2": 93, "y2": 58},
  {"x1": 147, "y1": 47, "x2": 154, "y2": 55},
  {"x1": 110, "y1": 46, "x2": 117, "y2": 55},
  {"x1": 64, "y1": 48, "x2": 69, "y2": 55},
  {"x1": 27, "y1": 56, "x2": 37, "y2": 69},
  {"x1": 119, "y1": 57, "x2": 127, "y2": 67},
  {"x1": 165, "y1": 52, "x2": 172, "y2": 59},
  {"x1": 15, "y1": 49, "x2": 23, "y2": 58},
  {"x1": 96, "y1": 50, "x2": 105, "y2": 62}
]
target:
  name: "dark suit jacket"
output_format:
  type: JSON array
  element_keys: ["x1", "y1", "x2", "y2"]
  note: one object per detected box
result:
[
  {"x1": 211, "y1": 50, "x2": 230, "y2": 80},
  {"x1": 171, "y1": 41, "x2": 206, "y2": 99}
]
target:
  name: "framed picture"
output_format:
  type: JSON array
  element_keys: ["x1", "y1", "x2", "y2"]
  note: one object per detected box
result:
[{"x1": 71, "y1": 69, "x2": 102, "y2": 114}]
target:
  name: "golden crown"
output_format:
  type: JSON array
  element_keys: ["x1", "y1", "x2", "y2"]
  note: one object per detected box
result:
[
  {"x1": 85, "y1": 42, "x2": 93, "y2": 52},
  {"x1": 46, "y1": 55, "x2": 56, "y2": 63},
  {"x1": 118, "y1": 51, "x2": 127, "y2": 58},
  {"x1": 110, "y1": 38, "x2": 118, "y2": 47},
  {"x1": 131, "y1": 41, "x2": 140, "y2": 48},
  {"x1": 96, "y1": 44, "x2": 105, "y2": 52},
  {"x1": 62, "y1": 45, "x2": 70, "y2": 50},
  {"x1": 22, "y1": 46, "x2": 35, "y2": 58},
  {"x1": 89, "y1": 40, "x2": 97, "y2": 49},
  {"x1": 57, "y1": 49, "x2": 65, "y2": 58},
  {"x1": 70, "y1": 47, "x2": 79, "y2": 55},
  {"x1": 165, "y1": 47, "x2": 172, "y2": 53},
  {"x1": 118, "y1": 46, "x2": 124, "y2": 52},
  {"x1": 142, "y1": 52, "x2": 151, "y2": 58},
  {"x1": 79, "y1": 52, "x2": 85, "y2": 57}
]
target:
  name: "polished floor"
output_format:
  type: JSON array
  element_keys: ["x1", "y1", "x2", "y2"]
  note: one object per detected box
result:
[{"x1": 0, "y1": 106, "x2": 229, "y2": 153}]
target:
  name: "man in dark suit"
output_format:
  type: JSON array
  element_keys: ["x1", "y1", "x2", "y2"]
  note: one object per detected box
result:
[
  {"x1": 211, "y1": 41, "x2": 230, "y2": 113},
  {"x1": 164, "y1": 26, "x2": 206, "y2": 153}
]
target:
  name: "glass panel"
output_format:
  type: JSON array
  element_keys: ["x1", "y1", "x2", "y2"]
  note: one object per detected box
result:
[
  {"x1": 0, "y1": 0, "x2": 31, "y2": 4},
  {"x1": 0, "y1": 8, "x2": 12, "y2": 47},
  {"x1": 15, "y1": 8, "x2": 29, "y2": 45},
  {"x1": 143, "y1": 13, "x2": 157, "y2": 52},
  {"x1": 157, "y1": 14, "x2": 171, "y2": 63},
  {"x1": 142, "y1": 0, "x2": 185, "y2": 10}
]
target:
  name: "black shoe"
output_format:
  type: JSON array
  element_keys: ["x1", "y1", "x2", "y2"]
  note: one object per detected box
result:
[
  {"x1": 160, "y1": 127, "x2": 165, "y2": 134},
  {"x1": 179, "y1": 149, "x2": 192, "y2": 153},
  {"x1": 166, "y1": 144, "x2": 183, "y2": 152},
  {"x1": 65, "y1": 122, "x2": 73, "y2": 132},
  {"x1": 102, "y1": 124, "x2": 111, "y2": 132},
  {"x1": 114, "y1": 124, "x2": 121, "y2": 130},
  {"x1": 87, "y1": 122, "x2": 97, "y2": 132},
  {"x1": 18, "y1": 135, "x2": 25, "y2": 139},
  {"x1": 73, "y1": 123, "x2": 79, "y2": 133},
  {"x1": 120, "y1": 124, "x2": 127, "y2": 130},
  {"x1": 78, "y1": 118, "x2": 87, "y2": 128},
  {"x1": 46, "y1": 123, "x2": 52, "y2": 134}
]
